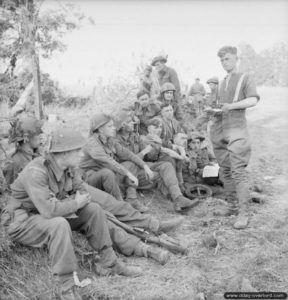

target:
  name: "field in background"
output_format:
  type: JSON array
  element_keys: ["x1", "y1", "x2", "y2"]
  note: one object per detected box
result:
[{"x1": 1, "y1": 87, "x2": 288, "y2": 299}]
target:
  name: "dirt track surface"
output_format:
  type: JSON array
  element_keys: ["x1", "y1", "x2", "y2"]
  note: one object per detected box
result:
[{"x1": 1, "y1": 87, "x2": 288, "y2": 299}]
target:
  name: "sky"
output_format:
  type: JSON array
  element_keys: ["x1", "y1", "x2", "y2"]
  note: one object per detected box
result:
[{"x1": 39, "y1": 0, "x2": 288, "y2": 95}]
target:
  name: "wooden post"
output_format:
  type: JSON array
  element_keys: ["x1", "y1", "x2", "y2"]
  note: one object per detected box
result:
[
  {"x1": 33, "y1": 53, "x2": 43, "y2": 119},
  {"x1": 27, "y1": 0, "x2": 43, "y2": 120}
]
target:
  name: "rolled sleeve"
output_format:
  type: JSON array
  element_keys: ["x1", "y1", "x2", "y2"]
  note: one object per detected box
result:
[{"x1": 243, "y1": 74, "x2": 260, "y2": 101}]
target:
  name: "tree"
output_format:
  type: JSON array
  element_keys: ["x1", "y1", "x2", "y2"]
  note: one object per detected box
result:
[
  {"x1": 238, "y1": 42, "x2": 288, "y2": 87},
  {"x1": 0, "y1": 0, "x2": 86, "y2": 117}
]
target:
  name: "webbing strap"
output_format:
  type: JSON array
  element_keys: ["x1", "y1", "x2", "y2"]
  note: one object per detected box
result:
[{"x1": 233, "y1": 73, "x2": 246, "y2": 103}]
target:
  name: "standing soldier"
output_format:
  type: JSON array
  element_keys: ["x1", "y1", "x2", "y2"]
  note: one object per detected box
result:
[
  {"x1": 151, "y1": 55, "x2": 181, "y2": 101},
  {"x1": 210, "y1": 46, "x2": 259, "y2": 229},
  {"x1": 3, "y1": 116, "x2": 43, "y2": 186},
  {"x1": 204, "y1": 77, "x2": 219, "y2": 107},
  {"x1": 188, "y1": 78, "x2": 206, "y2": 116}
]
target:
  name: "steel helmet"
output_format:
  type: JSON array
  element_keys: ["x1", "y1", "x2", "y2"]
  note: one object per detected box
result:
[
  {"x1": 113, "y1": 110, "x2": 135, "y2": 131},
  {"x1": 160, "y1": 82, "x2": 176, "y2": 94},
  {"x1": 48, "y1": 127, "x2": 86, "y2": 153},
  {"x1": 9, "y1": 116, "x2": 43, "y2": 143},
  {"x1": 89, "y1": 113, "x2": 111, "y2": 135}
]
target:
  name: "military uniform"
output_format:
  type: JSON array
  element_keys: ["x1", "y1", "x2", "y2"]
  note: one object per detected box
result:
[
  {"x1": 3, "y1": 116, "x2": 43, "y2": 186},
  {"x1": 182, "y1": 149, "x2": 198, "y2": 184},
  {"x1": 188, "y1": 82, "x2": 206, "y2": 116},
  {"x1": 210, "y1": 72, "x2": 259, "y2": 207},
  {"x1": 5, "y1": 153, "x2": 121, "y2": 296},
  {"x1": 160, "y1": 118, "x2": 183, "y2": 148},
  {"x1": 156, "y1": 65, "x2": 181, "y2": 101},
  {"x1": 80, "y1": 133, "x2": 149, "y2": 201},
  {"x1": 3, "y1": 147, "x2": 39, "y2": 186},
  {"x1": 133, "y1": 101, "x2": 161, "y2": 135}
]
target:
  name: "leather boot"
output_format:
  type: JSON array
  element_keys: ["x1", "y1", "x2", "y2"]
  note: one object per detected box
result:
[
  {"x1": 147, "y1": 246, "x2": 170, "y2": 265},
  {"x1": 95, "y1": 247, "x2": 142, "y2": 277},
  {"x1": 126, "y1": 198, "x2": 149, "y2": 213},
  {"x1": 158, "y1": 216, "x2": 184, "y2": 232},
  {"x1": 174, "y1": 195, "x2": 200, "y2": 212},
  {"x1": 134, "y1": 242, "x2": 170, "y2": 265}
]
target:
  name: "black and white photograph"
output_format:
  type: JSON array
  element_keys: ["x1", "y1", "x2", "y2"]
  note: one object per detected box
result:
[{"x1": 0, "y1": 0, "x2": 288, "y2": 299}]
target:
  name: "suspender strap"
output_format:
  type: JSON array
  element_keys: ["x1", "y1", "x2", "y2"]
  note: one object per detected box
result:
[{"x1": 233, "y1": 73, "x2": 246, "y2": 103}]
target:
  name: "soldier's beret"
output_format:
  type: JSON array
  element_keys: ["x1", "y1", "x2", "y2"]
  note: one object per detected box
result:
[
  {"x1": 206, "y1": 77, "x2": 219, "y2": 84},
  {"x1": 151, "y1": 55, "x2": 167, "y2": 66}
]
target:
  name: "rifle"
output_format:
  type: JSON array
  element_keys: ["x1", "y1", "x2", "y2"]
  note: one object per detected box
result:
[{"x1": 105, "y1": 212, "x2": 188, "y2": 255}]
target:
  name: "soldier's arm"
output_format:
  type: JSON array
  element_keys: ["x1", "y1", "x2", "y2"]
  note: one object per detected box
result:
[
  {"x1": 114, "y1": 142, "x2": 146, "y2": 169},
  {"x1": 83, "y1": 138, "x2": 129, "y2": 176},
  {"x1": 225, "y1": 75, "x2": 259, "y2": 110},
  {"x1": 22, "y1": 167, "x2": 79, "y2": 219}
]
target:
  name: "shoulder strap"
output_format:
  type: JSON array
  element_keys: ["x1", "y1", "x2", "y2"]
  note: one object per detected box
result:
[{"x1": 233, "y1": 73, "x2": 246, "y2": 103}]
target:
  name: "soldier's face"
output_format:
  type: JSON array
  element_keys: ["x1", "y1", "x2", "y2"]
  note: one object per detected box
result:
[
  {"x1": 29, "y1": 134, "x2": 41, "y2": 149},
  {"x1": 188, "y1": 139, "x2": 201, "y2": 151},
  {"x1": 174, "y1": 134, "x2": 187, "y2": 148},
  {"x1": 163, "y1": 91, "x2": 174, "y2": 101},
  {"x1": 64, "y1": 149, "x2": 82, "y2": 168},
  {"x1": 161, "y1": 106, "x2": 174, "y2": 120},
  {"x1": 123, "y1": 119, "x2": 135, "y2": 132},
  {"x1": 100, "y1": 120, "x2": 116, "y2": 137},
  {"x1": 155, "y1": 61, "x2": 165, "y2": 72},
  {"x1": 148, "y1": 124, "x2": 162, "y2": 136},
  {"x1": 208, "y1": 83, "x2": 217, "y2": 91},
  {"x1": 138, "y1": 94, "x2": 150, "y2": 107},
  {"x1": 220, "y1": 53, "x2": 238, "y2": 72}
]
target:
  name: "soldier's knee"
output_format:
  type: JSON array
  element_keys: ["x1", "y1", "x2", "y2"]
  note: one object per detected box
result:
[
  {"x1": 159, "y1": 161, "x2": 174, "y2": 172},
  {"x1": 52, "y1": 217, "x2": 71, "y2": 234},
  {"x1": 101, "y1": 168, "x2": 116, "y2": 181},
  {"x1": 85, "y1": 202, "x2": 104, "y2": 218}
]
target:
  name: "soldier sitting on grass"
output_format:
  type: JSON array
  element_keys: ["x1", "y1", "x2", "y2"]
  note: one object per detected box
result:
[
  {"x1": 158, "y1": 82, "x2": 183, "y2": 122},
  {"x1": 132, "y1": 90, "x2": 161, "y2": 135},
  {"x1": 80, "y1": 113, "x2": 156, "y2": 213},
  {"x1": 1, "y1": 119, "x2": 185, "y2": 266},
  {"x1": 185, "y1": 132, "x2": 218, "y2": 184},
  {"x1": 3, "y1": 116, "x2": 43, "y2": 187},
  {"x1": 115, "y1": 113, "x2": 199, "y2": 213}
]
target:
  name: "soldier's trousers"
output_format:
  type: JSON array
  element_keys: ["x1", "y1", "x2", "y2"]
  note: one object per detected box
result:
[
  {"x1": 147, "y1": 161, "x2": 182, "y2": 201},
  {"x1": 7, "y1": 203, "x2": 114, "y2": 284},
  {"x1": 85, "y1": 168, "x2": 123, "y2": 201},
  {"x1": 116, "y1": 160, "x2": 182, "y2": 202},
  {"x1": 210, "y1": 111, "x2": 251, "y2": 209},
  {"x1": 85, "y1": 183, "x2": 160, "y2": 232}
]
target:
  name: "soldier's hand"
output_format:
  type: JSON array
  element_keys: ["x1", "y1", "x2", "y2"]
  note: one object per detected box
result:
[
  {"x1": 75, "y1": 191, "x2": 91, "y2": 209},
  {"x1": 143, "y1": 144, "x2": 153, "y2": 155},
  {"x1": 143, "y1": 165, "x2": 154, "y2": 181},
  {"x1": 126, "y1": 172, "x2": 139, "y2": 187},
  {"x1": 221, "y1": 103, "x2": 232, "y2": 113}
]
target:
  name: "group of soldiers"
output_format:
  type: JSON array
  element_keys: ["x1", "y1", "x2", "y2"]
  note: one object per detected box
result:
[{"x1": 0, "y1": 45, "x2": 259, "y2": 299}]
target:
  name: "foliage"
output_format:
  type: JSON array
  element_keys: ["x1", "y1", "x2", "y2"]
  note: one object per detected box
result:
[
  {"x1": 0, "y1": 70, "x2": 62, "y2": 106},
  {"x1": 238, "y1": 42, "x2": 288, "y2": 86},
  {"x1": 0, "y1": 0, "x2": 85, "y2": 73}
]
